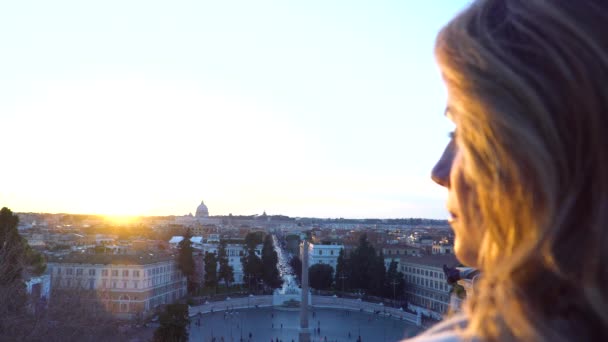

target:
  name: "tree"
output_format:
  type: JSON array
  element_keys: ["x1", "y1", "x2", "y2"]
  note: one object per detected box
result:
[
  {"x1": 244, "y1": 231, "x2": 264, "y2": 250},
  {"x1": 289, "y1": 256, "x2": 302, "y2": 284},
  {"x1": 241, "y1": 234, "x2": 263, "y2": 291},
  {"x1": 203, "y1": 252, "x2": 218, "y2": 290},
  {"x1": 308, "y1": 264, "x2": 334, "y2": 290},
  {"x1": 348, "y1": 234, "x2": 374, "y2": 291},
  {"x1": 0, "y1": 207, "x2": 28, "y2": 334},
  {"x1": 346, "y1": 233, "x2": 386, "y2": 296},
  {"x1": 153, "y1": 304, "x2": 189, "y2": 342},
  {"x1": 177, "y1": 229, "x2": 196, "y2": 294},
  {"x1": 1, "y1": 208, "x2": 47, "y2": 330},
  {"x1": 369, "y1": 252, "x2": 386, "y2": 297},
  {"x1": 217, "y1": 240, "x2": 234, "y2": 287},
  {"x1": 334, "y1": 248, "x2": 348, "y2": 291},
  {"x1": 384, "y1": 259, "x2": 405, "y2": 300},
  {"x1": 261, "y1": 234, "x2": 282, "y2": 289},
  {"x1": 284, "y1": 234, "x2": 301, "y2": 255}
]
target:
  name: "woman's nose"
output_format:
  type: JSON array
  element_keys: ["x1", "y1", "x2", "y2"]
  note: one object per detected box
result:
[{"x1": 431, "y1": 140, "x2": 455, "y2": 188}]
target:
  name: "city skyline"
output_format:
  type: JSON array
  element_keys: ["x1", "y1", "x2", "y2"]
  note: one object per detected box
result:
[{"x1": 0, "y1": 1, "x2": 468, "y2": 219}]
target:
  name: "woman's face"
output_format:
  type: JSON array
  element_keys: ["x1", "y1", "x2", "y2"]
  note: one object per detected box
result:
[{"x1": 432, "y1": 113, "x2": 484, "y2": 268}]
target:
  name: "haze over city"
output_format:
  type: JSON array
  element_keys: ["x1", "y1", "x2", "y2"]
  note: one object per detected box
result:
[{"x1": 0, "y1": 1, "x2": 469, "y2": 218}]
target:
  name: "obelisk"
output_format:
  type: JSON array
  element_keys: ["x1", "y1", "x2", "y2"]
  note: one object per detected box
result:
[{"x1": 299, "y1": 239, "x2": 311, "y2": 342}]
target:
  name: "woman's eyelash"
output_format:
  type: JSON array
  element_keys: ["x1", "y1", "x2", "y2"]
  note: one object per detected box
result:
[{"x1": 448, "y1": 131, "x2": 456, "y2": 139}]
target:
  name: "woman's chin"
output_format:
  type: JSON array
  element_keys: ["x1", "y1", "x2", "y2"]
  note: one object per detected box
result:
[{"x1": 454, "y1": 242, "x2": 479, "y2": 268}]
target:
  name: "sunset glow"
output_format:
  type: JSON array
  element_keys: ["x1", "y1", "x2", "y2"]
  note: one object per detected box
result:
[{"x1": 0, "y1": 1, "x2": 466, "y2": 218}]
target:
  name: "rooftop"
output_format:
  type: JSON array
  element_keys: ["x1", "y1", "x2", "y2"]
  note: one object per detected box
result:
[
  {"x1": 399, "y1": 254, "x2": 460, "y2": 268},
  {"x1": 48, "y1": 252, "x2": 176, "y2": 266}
]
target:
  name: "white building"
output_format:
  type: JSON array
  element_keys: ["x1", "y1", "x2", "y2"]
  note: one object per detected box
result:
[
  {"x1": 197, "y1": 243, "x2": 262, "y2": 284},
  {"x1": 206, "y1": 234, "x2": 220, "y2": 243},
  {"x1": 432, "y1": 244, "x2": 454, "y2": 255},
  {"x1": 307, "y1": 243, "x2": 344, "y2": 270},
  {"x1": 399, "y1": 254, "x2": 458, "y2": 319},
  {"x1": 167, "y1": 236, "x2": 261, "y2": 285},
  {"x1": 384, "y1": 257, "x2": 400, "y2": 271},
  {"x1": 25, "y1": 273, "x2": 51, "y2": 311},
  {"x1": 168, "y1": 235, "x2": 204, "y2": 249},
  {"x1": 48, "y1": 253, "x2": 187, "y2": 320}
]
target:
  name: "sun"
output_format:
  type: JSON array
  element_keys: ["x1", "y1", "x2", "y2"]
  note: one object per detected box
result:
[{"x1": 103, "y1": 215, "x2": 139, "y2": 225}]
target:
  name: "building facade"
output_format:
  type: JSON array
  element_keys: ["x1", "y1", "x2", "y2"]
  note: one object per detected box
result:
[
  {"x1": 196, "y1": 243, "x2": 262, "y2": 284},
  {"x1": 382, "y1": 245, "x2": 423, "y2": 258},
  {"x1": 48, "y1": 253, "x2": 187, "y2": 320},
  {"x1": 432, "y1": 244, "x2": 454, "y2": 255},
  {"x1": 307, "y1": 243, "x2": 344, "y2": 270},
  {"x1": 399, "y1": 255, "x2": 458, "y2": 319}
]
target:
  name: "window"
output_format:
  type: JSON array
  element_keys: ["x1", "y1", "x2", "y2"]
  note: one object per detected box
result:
[
  {"x1": 134, "y1": 281, "x2": 138, "y2": 289},
  {"x1": 66, "y1": 268, "x2": 73, "y2": 275},
  {"x1": 133, "y1": 270, "x2": 140, "y2": 277},
  {"x1": 123, "y1": 270, "x2": 129, "y2": 277},
  {"x1": 123, "y1": 281, "x2": 128, "y2": 288},
  {"x1": 102, "y1": 269, "x2": 108, "y2": 276},
  {"x1": 76, "y1": 268, "x2": 83, "y2": 276},
  {"x1": 112, "y1": 281, "x2": 117, "y2": 289},
  {"x1": 330, "y1": 250, "x2": 334, "y2": 255},
  {"x1": 66, "y1": 279, "x2": 71, "y2": 287},
  {"x1": 89, "y1": 279, "x2": 95, "y2": 290},
  {"x1": 57, "y1": 267, "x2": 62, "y2": 275},
  {"x1": 319, "y1": 250, "x2": 323, "y2": 255},
  {"x1": 89, "y1": 269, "x2": 96, "y2": 276},
  {"x1": 112, "y1": 270, "x2": 118, "y2": 277}
]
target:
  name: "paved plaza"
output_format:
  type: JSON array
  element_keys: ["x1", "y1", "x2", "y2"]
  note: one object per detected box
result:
[{"x1": 189, "y1": 307, "x2": 422, "y2": 342}]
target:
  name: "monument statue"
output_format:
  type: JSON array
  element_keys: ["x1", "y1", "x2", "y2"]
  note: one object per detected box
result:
[{"x1": 299, "y1": 239, "x2": 311, "y2": 342}]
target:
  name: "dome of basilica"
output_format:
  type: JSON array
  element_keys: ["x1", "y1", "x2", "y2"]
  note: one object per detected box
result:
[{"x1": 195, "y1": 200, "x2": 209, "y2": 218}]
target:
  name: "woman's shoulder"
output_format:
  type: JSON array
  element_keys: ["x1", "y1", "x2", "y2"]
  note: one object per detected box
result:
[{"x1": 404, "y1": 314, "x2": 471, "y2": 342}]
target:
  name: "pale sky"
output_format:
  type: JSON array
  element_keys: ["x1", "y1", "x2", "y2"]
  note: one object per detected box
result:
[{"x1": 0, "y1": 0, "x2": 468, "y2": 219}]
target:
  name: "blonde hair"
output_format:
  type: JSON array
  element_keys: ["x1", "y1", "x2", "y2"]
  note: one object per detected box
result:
[{"x1": 435, "y1": 0, "x2": 608, "y2": 340}]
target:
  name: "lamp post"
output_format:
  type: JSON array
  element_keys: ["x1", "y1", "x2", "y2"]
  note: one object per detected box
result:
[
  {"x1": 390, "y1": 280, "x2": 399, "y2": 306},
  {"x1": 339, "y1": 275, "x2": 347, "y2": 293}
]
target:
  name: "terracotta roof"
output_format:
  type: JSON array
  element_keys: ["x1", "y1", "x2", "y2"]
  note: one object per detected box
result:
[
  {"x1": 48, "y1": 252, "x2": 175, "y2": 266},
  {"x1": 398, "y1": 254, "x2": 460, "y2": 268}
]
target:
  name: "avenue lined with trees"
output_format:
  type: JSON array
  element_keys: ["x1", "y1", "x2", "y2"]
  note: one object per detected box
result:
[{"x1": 293, "y1": 234, "x2": 406, "y2": 302}]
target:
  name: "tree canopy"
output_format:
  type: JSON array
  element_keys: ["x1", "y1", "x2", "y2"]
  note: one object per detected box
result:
[
  {"x1": 0, "y1": 207, "x2": 48, "y2": 338},
  {"x1": 217, "y1": 240, "x2": 234, "y2": 287},
  {"x1": 176, "y1": 229, "x2": 196, "y2": 293},
  {"x1": 241, "y1": 232, "x2": 263, "y2": 291},
  {"x1": 308, "y1": 264, "x2": 334, "y2": 290},
  {"x1": 339, "y1": 233, "x2": 387, "y2": 297},
  {"x1": 261, "y1": 234, "x2": 282, "y2": 289},
  {"x1": 289, "y1": 256, "x2": 302, "y2": 284},
  {"x1": 153, "y1": 304, "x2": 189, "y2": 342},
  {"x1": 384, "y1": 259, "x2": 405, "y2": 300},
  {"x1": 203, "y1": 251, "x2": 218, "y2": 290},
  {"x1": 334, "y1": 248, "x2": 348, "y2": 291}
]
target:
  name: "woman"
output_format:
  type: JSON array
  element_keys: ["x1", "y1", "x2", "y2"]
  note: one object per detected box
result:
[{"x1": 415, "y1": 0, "x2": 608, "y2": 340}]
